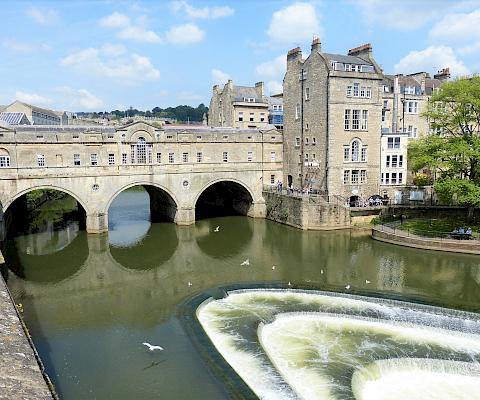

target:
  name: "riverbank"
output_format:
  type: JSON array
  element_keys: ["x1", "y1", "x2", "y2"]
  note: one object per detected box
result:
[
  {"x1": 372, "y1": 225, "x2": 480, "y2": 255},
  {"x1": 0, "y1": 250, "x2": 54, "y2": 399}
]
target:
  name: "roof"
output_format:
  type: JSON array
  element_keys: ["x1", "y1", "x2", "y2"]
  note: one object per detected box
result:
[
  {"x1": 7, "y1": 100, "x2": 62, "y2": 119},
  {"x1": 233, "y1": 85, "x2": 260, "y2": 100},
  {"x1": 323, "y1": 53, "x2": 372, "y2": 66},
  {"x1": 267, "y1": 96, "x2": 283, "y2": 105},
  {"x1": 0, "y1": 112, "x2": 30, "y2": 125}
]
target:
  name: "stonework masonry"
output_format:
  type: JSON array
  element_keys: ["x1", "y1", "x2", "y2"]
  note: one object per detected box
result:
[
  {"x1": 0, "y1": 122, "x2": 283, "y2": 237},
  {"x1": 283, "y1": 40, "x2": 383, "y2": 204}
]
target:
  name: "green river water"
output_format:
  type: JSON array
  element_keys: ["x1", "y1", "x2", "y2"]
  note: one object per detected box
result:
[{"x1": 3, "y1": 188, "x2": 480, "y2": 399}]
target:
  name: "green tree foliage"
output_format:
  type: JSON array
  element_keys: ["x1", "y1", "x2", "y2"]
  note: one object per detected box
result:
[
  {"x1": 77, "y1": 104, "x2": 208, "y2": 123},
  {"x1": 408, "y1": 77, "x2": 480, "y2": 213}
]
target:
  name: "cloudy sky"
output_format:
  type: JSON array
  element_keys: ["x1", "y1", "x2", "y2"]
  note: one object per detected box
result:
[{"x1": 1, "y1": 0, "x2": 480, "y2": 111}]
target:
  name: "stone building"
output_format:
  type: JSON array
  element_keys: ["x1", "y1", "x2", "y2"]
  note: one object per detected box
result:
[
  {"x1": 208, "y1": 80, "x2": 270, "y2": 129},
  {"x1": 268, "y1": 94, "x2": 283, "y2": 130},
  {"x1": 2, "y1": 100, "x2": 69, "y2": 125},
  {"x1": 283, "y1": 39, "x2": 383, "y2": 205},
  {"x1": 379, "y1": 69, "x2": 449, "y2": 197}
]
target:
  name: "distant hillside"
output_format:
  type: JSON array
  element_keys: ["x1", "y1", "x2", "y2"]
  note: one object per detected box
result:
[{"x1": 76, "y1": 103, "x2": 208, "y2": 123}]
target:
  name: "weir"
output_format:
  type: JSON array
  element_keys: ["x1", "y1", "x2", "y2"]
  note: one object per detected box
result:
[{"x1": 197, "y1": 289, "x2": 480, "y2": 400}]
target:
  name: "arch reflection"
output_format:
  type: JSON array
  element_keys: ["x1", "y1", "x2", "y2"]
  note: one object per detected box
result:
[{"x1": 109, "y1": 223, "x2": 179, "y2": 271}]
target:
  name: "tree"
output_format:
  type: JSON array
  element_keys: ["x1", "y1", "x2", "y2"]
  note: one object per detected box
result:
[{"x1": 408, "y1": 76, "x2": 480, "y2": 219}]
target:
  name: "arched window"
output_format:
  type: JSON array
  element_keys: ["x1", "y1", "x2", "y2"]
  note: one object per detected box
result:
[
  {"x1": 130, "y1": 137, "x2": 152, "y2": 164},
  {"x1": 0, "y1": 148, "x2": 10, "y2": 168},
  {"x1": 351, "y1": 140, "x2": 360, "y2": 162}
]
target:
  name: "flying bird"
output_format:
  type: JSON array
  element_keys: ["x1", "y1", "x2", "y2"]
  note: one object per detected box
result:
[
  {"x1": 240, "y1": 259, "x2": 250, "y2": 266},
  {"x1": 214, "y1": 226, "x2": 220, "y2": 232},
  {"x1": 143, "y1": 342, "x2": 164, "y2": 352}
]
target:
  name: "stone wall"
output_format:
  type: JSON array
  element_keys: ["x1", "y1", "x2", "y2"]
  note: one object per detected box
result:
[
  {"x1": 264, "y1": 192, "x2": 350, "y2": 230},
  {"x1": 381, "y1": 205, "x2": 480, "y2": 221}
]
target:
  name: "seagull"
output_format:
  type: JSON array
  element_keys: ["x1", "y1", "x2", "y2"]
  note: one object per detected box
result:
[
  {"x1": 320, "y1": 269, "x2": 324, "y2": 274},
  {"x1": 365, "y1": 280, "x2": 371, "y2": 284},
  {"x1": 213, "y1": 226, "x2": 220, "y2": 232},
  {"x1": 272, "y1": 265, "x2": 276, "y2": 270},
  {"x1": 288, "y1": 281, "x2": 292, "y2": 287},
  {"x1": 345, "y1": 284, "x2": 351, "y2": 290},
  {"x1": 187, "y1": 282, "x2": 193, "y2": 287},
  {"x1": 240, "y1": 259, "x2": 250, "y2": 266},
  {"x1": 143, "y1": 342, "x2": 164, "y2": 352}
]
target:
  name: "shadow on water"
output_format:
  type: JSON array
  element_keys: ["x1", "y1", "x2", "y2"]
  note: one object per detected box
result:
[
  {"x1": 195, "y1": 216, "x2": 253, "y2": 259},
  {"x1": 109, "y1": 223, "x2": 179, "y2": 271}
]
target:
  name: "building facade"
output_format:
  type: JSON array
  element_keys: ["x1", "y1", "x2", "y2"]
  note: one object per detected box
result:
[
  {"x1": 283, "y1": 39, "x2": 383, "y2": 204},
  {"x1": 208, "y1": 81, "x2": 270, "y2": 129},
  {"x1": 2, "y1": 101, "x2": 69, "y2": 125}
]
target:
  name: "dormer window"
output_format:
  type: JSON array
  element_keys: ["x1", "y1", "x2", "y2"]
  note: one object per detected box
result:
[
  {"x1": 345, "y1": 64, "x2": 352, "y2": 72},
  {"x1": 404, "y1": 86, "x2": 416, "y2": 95}
]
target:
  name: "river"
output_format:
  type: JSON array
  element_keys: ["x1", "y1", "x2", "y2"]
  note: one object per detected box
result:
[{"x1": 3, "y1": 188, "x2": 480, "y2": 399}]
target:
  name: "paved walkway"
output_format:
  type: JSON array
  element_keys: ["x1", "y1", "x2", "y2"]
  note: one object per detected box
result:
[{"x1": 0, "y1": 251, "x2": 53, "y2": 399}]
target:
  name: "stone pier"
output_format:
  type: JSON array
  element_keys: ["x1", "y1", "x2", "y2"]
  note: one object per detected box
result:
[{"x1": 0, "y1": 251, "x2": 54, "y2": 399}]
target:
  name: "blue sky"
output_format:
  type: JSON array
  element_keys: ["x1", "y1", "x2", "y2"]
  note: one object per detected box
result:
[{"x1": 1, "y1": 0, "x2": 480, "y2": 112}]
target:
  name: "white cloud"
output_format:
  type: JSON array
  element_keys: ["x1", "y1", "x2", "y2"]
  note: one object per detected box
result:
[
  {"x1": 56, "y1": 87, "x2": 104, "y2": 110},
  {"x1": 255, "y1": 55, "x2": 286, "y2": 80},
  {"x1": 459, "y1": 41, "x2": 480, "y2": 56},
  {"x1": 99, "y1": 12, "x2": 162, "y2": 43},
  {"x1": 165, "y1": 23, "x2": 205, "y2": 44},
  {"x1": 2, "y1": 38, "x2": 51, "y2": 53},
  {"x1": 15, "y1": 91, "x2": 52, "y2": 105},
  {"x1": 26, "y1": 6, "x2": 58, "y2": 25},
  {"x1": 394, "y1": 46, "x2": 470, "y2": 77},
  {"x1": 266, "y1": 81, "x2": 283, "y2": 95},
  {"x1": 117, "y1": 25, "x2": 162, "y2": 43},
  {"x1": 100, "y1": 43, "x2": 127, "y2": 57},
  {"x1": 99, "y1": 11, "x2": 130, "y2": 29},
  {"x1": 429, "y1": 10, "x2": 480, "y2": 44},
  {"x1": 171, "y1": 1, "x2": 234, "y2": 19},
  {"x1": 267, "y1": 2, "x2": 321, "y2": 44},
  {"x1": 211, "y1": 69, "x2": 231, "y2": 85},
  {"x1": 61, "y1": 47, "x2": 160, "y2": 83}
]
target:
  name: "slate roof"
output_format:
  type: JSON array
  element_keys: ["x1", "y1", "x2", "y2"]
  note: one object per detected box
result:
[
  {"x1": 233, "y1": 85, "x2": 261, "y2": 101},
  {"x1": 323, "y1": 53, "x2": 373, "y2": 66}
]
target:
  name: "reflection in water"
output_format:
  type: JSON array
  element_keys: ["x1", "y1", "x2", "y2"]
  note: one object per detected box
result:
[
  {"x1": 110, "y1": 223, "x2": 179, "y2": 270},
  {"x1": 198, "y1": 290, "x2": 480, "y2": 400},
  {"x1": 3, "y1": 189, "x2": 480, "y2": 399},
  {"x1": 4, "y1": 223, "x2": 88, "y2": 283},
  {"x1": 195, "y1": 216, "x2": 253, "y2": 259}
]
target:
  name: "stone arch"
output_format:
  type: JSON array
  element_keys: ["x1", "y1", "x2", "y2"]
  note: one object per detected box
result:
[
  {"x1": 105, "y1": 182, "x2": 179, "y2": 214},
  {"x1": 105, "y1": 182, "x2": 179, "y2": 225},
  {"x1": 4, "y1": 185, "x2": 89, "y2": 214},
  {"x1": 194, "y1": 178, "x2": 256, "y2": 206},
  {"x1": 194, "y1": 178, "x2": 256, "y2": 220}
]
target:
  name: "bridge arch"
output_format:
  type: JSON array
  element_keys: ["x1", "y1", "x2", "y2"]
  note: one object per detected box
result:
[
  {"x1": 194, "y1": 178, "x2": 256, "y2": 220},
  {"x1": 4, "y1": 185, "x2": 89, "y2": 214},
  {"x1": 105, "y1": 182, "x2": 179, "y2": 224}
]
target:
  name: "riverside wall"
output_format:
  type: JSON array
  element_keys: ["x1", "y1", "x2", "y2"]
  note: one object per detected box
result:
[
  {"x1": 0, "y1": 250, "x2": 54, "y2": 399},
  {"x1": 264, "y1": 192, "x2": 350, "y2": 230}
]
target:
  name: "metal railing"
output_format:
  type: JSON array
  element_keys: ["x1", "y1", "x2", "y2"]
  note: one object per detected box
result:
[{"x1": 375, "y1": 222, "x2": 480, "y2": 242}]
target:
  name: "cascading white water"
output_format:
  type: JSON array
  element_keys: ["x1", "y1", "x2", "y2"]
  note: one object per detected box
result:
[{"x1": 196, "y1": 289, "x2": 480, "y2": 400}]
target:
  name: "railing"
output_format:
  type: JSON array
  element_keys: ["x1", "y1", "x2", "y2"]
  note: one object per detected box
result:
[{"x1": 375, "y1": 222, "x2": 480, "y2": 242}]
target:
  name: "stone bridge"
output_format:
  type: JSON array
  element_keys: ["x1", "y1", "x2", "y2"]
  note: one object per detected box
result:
[{"x1": 0, "y1": 122, "x2": 283, "y2": 239}]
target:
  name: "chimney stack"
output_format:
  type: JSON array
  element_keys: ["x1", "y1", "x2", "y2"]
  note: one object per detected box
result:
[
  {"x1": 255, "y1": 81, "x2": 264, "y2": 98},
  {"x1": 311, "y1": 36, "x2": 321, "y2": 52},
  {"x1": 287, "y1": 47, "x2": 302, "y2": 63},
  {"x1": 434, "y1": 67, "x2": 451, "y2": 81}
]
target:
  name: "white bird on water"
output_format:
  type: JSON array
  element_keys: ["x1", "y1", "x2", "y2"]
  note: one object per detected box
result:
[
  {"x1": 213, "y1": 226, "x2": 220, "y2": 232},
  {"x1": 288, "y1": 281, "x2": 292, "y2": 287},
  {"x1": 320, "y1": 269, "x2": 324, "y2": 274},
  {"x1": 365, "y1": 280, "x2": 371, "y2": 284},
  {"x1": 143, "y1": 342, "x2": 164, "y2": 351},
  {"x1": 240, "y1": 259, "x2": 250, "y2": 266},
  {"x1": 188, "y1": 281, "x2": 193, "y2": 287},
  {"x1": 345, "y1": 284, "x2": 351, "y2": 290},
  {"x1": 272, "y1": 265, "x2": 276, "y2": 270}
]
